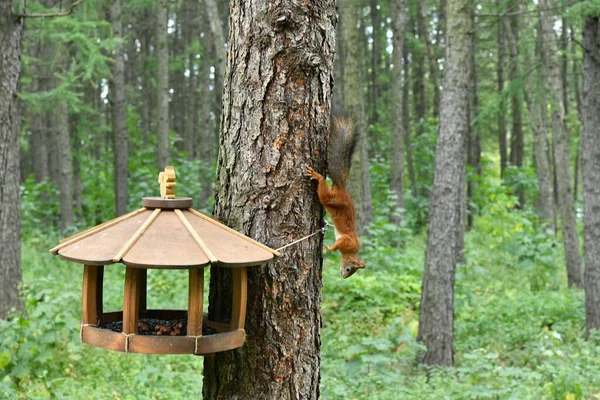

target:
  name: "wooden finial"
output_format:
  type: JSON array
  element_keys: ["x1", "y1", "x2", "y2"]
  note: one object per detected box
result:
[{"x1": 158, "y1": 166, "x2": 176, "y2": 199}]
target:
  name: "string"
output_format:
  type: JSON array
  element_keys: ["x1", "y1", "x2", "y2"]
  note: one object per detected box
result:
[{"x1": 275, "y1": 221, "x2": 333, "y2": 252}]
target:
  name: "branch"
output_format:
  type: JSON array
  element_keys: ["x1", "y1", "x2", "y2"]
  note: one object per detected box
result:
[{"x1": 20, "y1": 0, "x2": 85, "y2": 19}]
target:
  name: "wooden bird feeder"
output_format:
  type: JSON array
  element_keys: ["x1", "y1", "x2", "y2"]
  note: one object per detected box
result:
[{"x1": 49, "y1": 166, "x2": 280, "y2": 355}]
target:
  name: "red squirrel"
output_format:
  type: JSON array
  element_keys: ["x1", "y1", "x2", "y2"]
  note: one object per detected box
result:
[{"x1": 306, "y1": 118, "x2": 366, "y2": 279}]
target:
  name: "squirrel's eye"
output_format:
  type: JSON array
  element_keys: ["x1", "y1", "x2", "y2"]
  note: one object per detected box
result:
[{"x1": 345, "y1": 267, "x2": 351, "y2": 272}]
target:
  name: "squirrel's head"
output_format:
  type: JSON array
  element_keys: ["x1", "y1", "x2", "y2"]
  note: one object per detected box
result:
[{"x1": 340, "y1": 256, "x2": 365, "y2": 279}]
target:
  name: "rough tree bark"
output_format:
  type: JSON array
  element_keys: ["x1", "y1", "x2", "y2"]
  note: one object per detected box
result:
[
  {"x1": 390, "y1": 0, "x2": 407, "y2": 225},
  {"x1": 111, "y1": 0, "x2": 128, "y2": 216},
  {"x1": 417, "y1": 0, "x2": 471, "y2": 367},
  {"x1": 0, "y1": 1, "x2": 24, "y2": 319},
  {"x1": 202, "y1": 2, "x2": 336, "y2": 399},
  {"x1": 582, "y1": 16, "x2": 600, "y2": 336},
  {"x1": 156, "y1": 0, "x2": 170, "y2": 168},
  {"x1": 369, "y1": 0, "x2": 380, "y2": 124},
  {"x1": 539, "y1": 0, "x2": 583, "y2": 288},
  {"x1": 57, "y1": 100, "x2": 72, "y2": 233}
]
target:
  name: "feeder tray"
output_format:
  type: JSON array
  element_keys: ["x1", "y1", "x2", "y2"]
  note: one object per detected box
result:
[{"x1": 49, "y1": 166, "x2": 280, "y2": 355}]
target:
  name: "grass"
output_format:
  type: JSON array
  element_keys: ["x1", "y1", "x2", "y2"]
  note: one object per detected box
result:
[{"x1": 2, "y1": 208, "x2": 599, "y2": 399}]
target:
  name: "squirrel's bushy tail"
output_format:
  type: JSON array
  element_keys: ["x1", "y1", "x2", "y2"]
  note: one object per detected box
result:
[{"x1": 328, "y1": 117, "x2": 358, "y2": 188}]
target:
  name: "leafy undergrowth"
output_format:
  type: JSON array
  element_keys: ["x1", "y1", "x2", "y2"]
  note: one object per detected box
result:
[{"x1": 3, "y1": 208, "x2": 600, "y2": 399}]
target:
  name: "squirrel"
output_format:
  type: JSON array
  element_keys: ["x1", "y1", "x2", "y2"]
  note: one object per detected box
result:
[{"x1": 306, "y1": 117, "x2": 366, "y2": 279}]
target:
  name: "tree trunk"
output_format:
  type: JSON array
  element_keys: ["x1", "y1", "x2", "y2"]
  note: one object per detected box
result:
[
  {"x1": 369, "y1": 0, "x2": 380, "y2": 124},
  {"x1": 403, "y1": 38, "x2": 417, "y2": 198},
  {"x1": 0, "y1": 3, "x2": 24, "y2": 319},
  {"x1": 57, "y1": 100, "x2": 73, "y2": 233},
  {"x1": 467, "y1": 8, "x2": 480, "y2": 230},
  {"x1": 111, "y1": 0, "x2": 129, "y2": 216},
  {"x1": 341, "y1": 0, "x2": 372, "y2": 233},
  {"x1": 157, "y1": 0, "x2": 170, "y2": 168},
  {"x1": 390, "y1": 0, "x2": 407, "y2": 225},
  {"x1": 197, "y1": 10, "x2": 214, "y2": 211},
  {"x1": 505, "y1": 11, "x2": 524, "y2": 207},
  {"x1": 496, "y1": 0, "x2": 507, "y2": 177},
  {"x1": 417, "y1": 0, "x2": 471, "y2": 367},
  {"x1": 417, "y1": 1, "x2": 440, "y2": 118},
  {"x1": 582, "y1": 16, "x2": 600, "y2": 336},
  {"x1": 202, "y1": 2, "x2": 335, "y2": 398},
  {"x1": 203, "y1": 0, "x2": 227, "y2": 144},
  {"x1": 412, "y1": 18, "x2": 427, "y2": 130},
  {"x1": 525, "y1": 48, "x2": 555, "y2": 229},
  {"x1": 539, "y1": 0, "x2": 583, "y2": 288}
]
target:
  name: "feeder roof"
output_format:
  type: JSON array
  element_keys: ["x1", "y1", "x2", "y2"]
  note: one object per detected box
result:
[{"x1": 50, "y1": 167, "x2": 279, "y2": 269}]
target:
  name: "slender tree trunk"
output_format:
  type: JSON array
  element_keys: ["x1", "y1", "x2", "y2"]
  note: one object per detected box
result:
[
  {"x1": 467, "y1": 8, "x2": 480, "y2": 230},
  {"x1": 198, "y1": 10, "x2": 214, "y2": 211},
  {"x1": 390, "y1": 0, "x2": 407, "y2": 226},
  {"x1": 202, "y1": 2, "x2": 335, "y2": 398},
  {"x1": 417, "y1": 0, "x2": 471, "y2": 367},
  {"x1": 183, "y1": 0, "x2": 197, "y2": 159},
  {"x1": 0, "y1": 3, "x2": 24, "y2": 319},
  {"x1": 572, "y1": 27, "x2": 583, "y2": 201},
  {"x1": 417, "y1": 1, "x2": 440, "y2": 118},
  {"x1": 204, "y1": 0, "x2": 227, "y2": 143},
  {"x1": 582, "y1": 16, "x2": 600, "y2": 336},
  {"x1": 369, "y1": 0, "x2": 380, "y2": 124},
  {"x1": 412, "y1": 18, "x2": 427, "y2": 130},
  {"x1": 403, "y1": 39, "x2": 417, "y2": 198},
  {"x1": 333, "y1": 6, "x2": 345, "y2": 116},
  {"x1": 342, "y1": 0, "x2": 372, "y2": 233},
  {"x1": 525, "y1": 55, "x2": 555, "y2": 228},
  {"x1": 72, "y1": 123, "x2": 83, "y2": 223},
  {"x1": 157, "y1": 0, "x2": 170, "y2": 168},
  {"x1": 496, "y1": 0, "x2": 507, "y2": 177},
  {"x1": 539, "y1": 0, "x2": 583, "y2": 288},
  {"x1": 111, "y1": 0, "x2": 129, "y2": 216},
  {"x1": 505, "y1": 11, "x2": 524, "y2": 207},
  {"x1": 57, "y1": 101, "x2": 73, "y2": 233}
]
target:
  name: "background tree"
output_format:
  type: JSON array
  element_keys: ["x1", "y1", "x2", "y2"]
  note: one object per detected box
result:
[
  {"x1": 538, "y1": 0, "x2": 583, "y2": 288},
  {"x1": 0, "y1": 0, "x2": 24, "y2": 319},
  {"x1": 156, "y1": 0, "x2": 169, "y2": 168},
  {"x1": 110, "y1": 0, "x2": 128, "y2": 217},
  {"x1": 202, "y1": 1, "x2": 336, "y2": 398},
  {"x1": 417, "y1": 0, "x2": 471, "y2": 366},
  {"x1": 583, "y1": 14, "x2": 600, "y2": 336}
]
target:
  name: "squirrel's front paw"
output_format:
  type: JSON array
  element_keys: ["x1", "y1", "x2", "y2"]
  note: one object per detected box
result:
[{"x1": 305, "y1": 165, "x2": 318, "y2": 179}]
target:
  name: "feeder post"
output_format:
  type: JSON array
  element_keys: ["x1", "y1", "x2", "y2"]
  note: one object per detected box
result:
[
  {"x1": 188, "y1": 267, "x2": 204, "y2": 336},
  {"x1": 82, "y1": 265, "x2": 103, "y2": 325},
  {"x1": 231, "y1": 267, "x2": 248, "y2": 330},
  {"x1": 123, "y1": 267, "x2": 142, "y2": 334}
]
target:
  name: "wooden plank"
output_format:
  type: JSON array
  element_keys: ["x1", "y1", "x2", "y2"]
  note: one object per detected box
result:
[
  {"x1": 122, "y1": 267, "x2": 142, "y2": 334},
  {"x1": 194, "y1": 329, "x2": 245, "y2": 355},
  {"x1": 96, "y1": 266, "x2": 104, "y2": 317},
  {"x1": 174, "y1": 209, "x2": 219, "y2": 263},
  {"x1": 122, "y1": 211, "x2": 210, "y2": 268},
  {"x1": 187, "y1": 208, "x2": 281, "y2": 256},
  {"x1": 82, "y1": 265, "x2": 102, "y2": 325},
  {"x1": 187, "y1": 268, "x2": 204, "y2": 336},
  {"x1": 142, "y1": 197, "x2": 193, "y2": 209},
  {"x1": 59, "y1": 208, "x2": 146, "y2": 243},
  {"x1": 81, "y1": 325, "x2": 126, "y2": 352},
  {"x1": 129, "y1": 335, "x2": 195, "y2": 354},
  {"x1": 112, "y1": 208, "x2": 161, "y2": 262},
  {"x1": 50, "y1": 208, "x2": 147, "y2": 253},
  {"x1": 231, "y1": 267, "x2": 248, "y2": 330}
]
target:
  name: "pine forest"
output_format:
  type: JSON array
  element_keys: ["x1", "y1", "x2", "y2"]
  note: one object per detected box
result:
[{"x1": 2, "y1": 0, "x2": 600, "y2": 398}]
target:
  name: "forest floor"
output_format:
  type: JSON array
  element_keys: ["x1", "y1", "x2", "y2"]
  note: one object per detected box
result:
[{"x1": 2, "y1": 207, "x2": 599, "y2": 399}]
